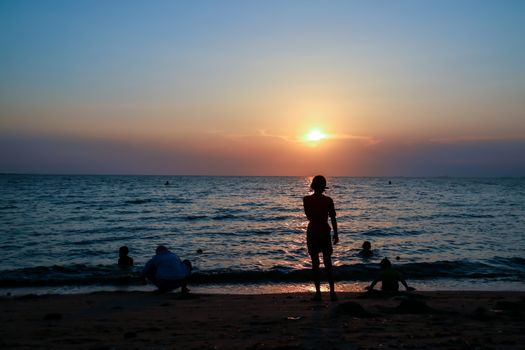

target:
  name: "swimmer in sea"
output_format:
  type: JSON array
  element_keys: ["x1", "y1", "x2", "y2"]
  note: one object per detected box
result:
[
  {"x1": 358, "y1": 241, "x2": 374, "y2": 259},
  {"x1": 118, "y1": 246, "x2": 133, "y2": 267}
]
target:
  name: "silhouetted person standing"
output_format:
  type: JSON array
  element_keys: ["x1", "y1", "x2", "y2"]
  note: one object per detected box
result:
[{"x1": 303, "y1": 175, "x2": 339, "y2": 301}]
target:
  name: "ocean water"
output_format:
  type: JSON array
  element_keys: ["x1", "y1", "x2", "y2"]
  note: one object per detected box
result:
[{"x1": 0, "y1": 175, "x2": 524, "y2": 293}]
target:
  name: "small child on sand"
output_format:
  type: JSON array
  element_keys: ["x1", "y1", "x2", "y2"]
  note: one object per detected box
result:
[
  {"x1": 365, "y1": 257, "x2": 415, "y2": 292},
  {"x1": 118, "y1": 246, "x2": 134, "y2": 267},
  {"x1": 358, "y1": 241, "x2": 373, "y2": 258}
]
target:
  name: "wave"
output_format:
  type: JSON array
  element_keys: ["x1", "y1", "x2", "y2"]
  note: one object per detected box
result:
[
  {"x1": 0, "y1": 257, "x2": 523, "y2": 287},
  {"x1": 212, "y1": 214, "x2": 239, "y2": 220},
  {"x1": 359, "y1": 228, "x2": 425, "y2": 237},
  {"x1": 183, "y1": 215, "x2": 208, "y2": 221},
  {"x1": 180, "y1": 213, "x2": 295, "y2": 222},
  {"x1": 125, "y1": 199, "x2": 153, "y2": 205}
]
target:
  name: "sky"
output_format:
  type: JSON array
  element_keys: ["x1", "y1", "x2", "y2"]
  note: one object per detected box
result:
[{"x1": 1, "y1": 0, "x2": 524, "y2": 176}]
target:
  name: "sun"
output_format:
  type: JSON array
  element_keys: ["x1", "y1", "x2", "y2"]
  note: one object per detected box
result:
[{"x1": 305, "y1": 129, "x2": 327, "y2": 142}]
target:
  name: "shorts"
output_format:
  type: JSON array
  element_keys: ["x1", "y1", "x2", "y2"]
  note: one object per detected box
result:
[{"x1": 307, "y1": 232, "x2": 333, "y2": 256}]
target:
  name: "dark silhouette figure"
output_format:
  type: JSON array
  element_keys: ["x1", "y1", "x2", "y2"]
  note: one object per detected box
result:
[
  {"x1": 141, "y1": 245, "x2": 192, "y2": 294},
  {"x1": 365, "y1": 257, "x2": 415, "y2": 292},
  {"x1": 358, "y1": 241, "x2": 374, "y2": 258},
  {"x1": 303, "y1": 175, "x2": 339, "y2": 301},
  {"x1": 165, "y1": 181, "x2": 170, "y2": 186},
  {"x1": 118, "y1": 246, "x2": 133, "y2": 267}
]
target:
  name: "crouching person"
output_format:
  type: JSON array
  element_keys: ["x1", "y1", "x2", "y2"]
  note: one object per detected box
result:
[
  {"x1": 141, "y1": 245, "x2": 192, "y2": 294},
  {"x1": 365, "y1": 257, "x2": 415, "y2": 293}
]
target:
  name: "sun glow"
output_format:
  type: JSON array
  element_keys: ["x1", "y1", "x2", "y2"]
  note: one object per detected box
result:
[{"x1": 305, "y1": 129, "x2": 327, "y2": 142}]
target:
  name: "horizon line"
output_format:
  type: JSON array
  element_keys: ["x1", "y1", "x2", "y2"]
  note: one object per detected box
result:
[{"x1": 1, "y1": 172, "x2": 524, "y2": 178}]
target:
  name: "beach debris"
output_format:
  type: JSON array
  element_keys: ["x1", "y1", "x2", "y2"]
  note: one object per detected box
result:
[
  {"x1": 123, "y1": 331, "x2": 137, "y2": 339},
  {"x1": 473, "y1": 306, "x2": 493, "y2": 321},
  {"x1": 43, "y1": 312, "x2": 62, "y2": 320},
  {"x1": 492, "y1": 300, "x2": 525, "y2": 317},
  {"x1": 396, "y1": 298, "x2": 432, "y2": 314},
  {"x1": 336, "y1": 301, "x2": 371, "y2": 317},
  {"x1": 286, "y1": 316, "x2": 303, "y2": 321},
  {"x1": 495, "y1": 300, "x2": 523, "y2": 311},
  {"x1": 17, "y1": 294, "x2": 41, "y2": 300}
]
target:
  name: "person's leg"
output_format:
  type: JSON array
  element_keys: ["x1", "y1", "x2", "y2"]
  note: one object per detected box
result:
[
  {"x1": 145, "y1": 269, "x2": 157, "y2": 284},
  {"x1": 323, "y1": 252, "x2": 337, "y2": 301},
  {"x1": 179, "y1": 278, "x2": 190, "y2": 294},
  {"x1": 153, "y1": 280, "x2": 170, "y2": 293},
  {"x1": 310, "y1": 253, "x2": 321, "y2": 300},
  {"x1": 146, "y1": 271, "x2": 165, "y2": 292},
  {"x1": 181, "y1": 260, "x2": 192, "y2": 294},
  {"x1": 182, "y1": 259, "x2": 192, "y2": 272}
]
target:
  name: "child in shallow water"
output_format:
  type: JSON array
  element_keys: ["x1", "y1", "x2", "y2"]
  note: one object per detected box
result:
[
  {"x1": 358, "y1": 241, "x2": 373, "y2": 258},
  {"x1": 365, "y1": 257, "x2": 415, "y2": 292},
  {"x1": 118, "y1": 246, "x2": 134, "y2": 267}
]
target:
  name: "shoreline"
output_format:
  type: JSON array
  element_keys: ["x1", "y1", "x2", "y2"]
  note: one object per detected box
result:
[
  {"x1": 1, "y1": 291, "x2": 524, "y2": 349},
  {"x1": 2, "y1": 278, "x2": 524, "y2": 297}
]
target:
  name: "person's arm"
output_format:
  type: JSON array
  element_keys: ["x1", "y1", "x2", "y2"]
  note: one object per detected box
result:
[
  {"x1": 140, "y1": 258, "x2": 155, "y2": 283},
  {"x1": 303, "y1": 197, "x2": 312, "y2": 221},
  {"x1": 365, "y1": 278, "x2": 379, "y2": 290},
  {"x1": 331, "y1": 216, "x2": 339, "y2": 244},
  {"x1": 329, "y1": 198, "x2": 339, "y2": 244},
  {"x1": 399, "y1": 277, "x2": 415, "y2": 291}
]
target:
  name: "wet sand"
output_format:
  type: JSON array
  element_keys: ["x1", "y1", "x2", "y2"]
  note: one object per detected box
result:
[{"x1": 1, "y1": 291, "x2": 524, "y2": 349}]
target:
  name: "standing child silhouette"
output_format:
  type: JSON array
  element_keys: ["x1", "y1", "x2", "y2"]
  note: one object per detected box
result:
[{"x1": 303, "y1": 175, "x2": 339, "y2": 301}]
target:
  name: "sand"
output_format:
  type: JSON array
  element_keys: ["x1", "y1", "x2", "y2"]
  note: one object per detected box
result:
[{"x1": 1, "y1": 291, "x2": 524, "y2": 349}]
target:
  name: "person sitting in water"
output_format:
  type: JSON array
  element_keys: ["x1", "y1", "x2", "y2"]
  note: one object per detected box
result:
[
  {"x1": 118, "y1": 246, "x2": 134, "y2": 267},
  {"x1": 365, "y1": 257, "x2": 415, "y2": 292},
  {"x1": 141, "y1": 245, "x2": 192, "y2": 294},
  {"x1": 358, "y1": 241, "x2": 373, "y2": 258}
]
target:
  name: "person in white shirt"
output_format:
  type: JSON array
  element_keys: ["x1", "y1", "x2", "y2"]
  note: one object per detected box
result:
[{"x1": 141, "y1": 245, "x2": 192, "y2": 294}]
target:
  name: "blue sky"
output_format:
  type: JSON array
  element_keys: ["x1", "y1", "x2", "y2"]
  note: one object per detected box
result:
[{"x1": 1, "y1": 0, "x2": 524, "y2": 175}]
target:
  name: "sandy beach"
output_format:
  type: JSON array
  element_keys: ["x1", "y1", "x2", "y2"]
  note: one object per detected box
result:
[{"x1": 1, "y1": 291, "x2": 524, "y2": 349}]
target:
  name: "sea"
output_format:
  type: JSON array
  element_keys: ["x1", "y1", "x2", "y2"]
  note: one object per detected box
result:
[{"x1": 0, "y1": 175, "x2": 524, "y2": 295}]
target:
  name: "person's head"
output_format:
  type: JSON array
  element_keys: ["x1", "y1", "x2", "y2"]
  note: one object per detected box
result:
[
  {"x1": 182, "y1": 259, "x2": 193, "y2": 272},
  {"x1": 310, "y1": 175, "x2": 328, "y2": 193},
  {"x1": 156, "y1": 245, "x2": 169, "y2": 255},
  {"x1": 119, "y1": 246, "x2": 129, "y2": 257},
  {"x1": 362, "y1": 241, "x2": 371, "y2": 251},
  {"x1": 380, "y1": 257, "x2": 391, "y2": 270}
]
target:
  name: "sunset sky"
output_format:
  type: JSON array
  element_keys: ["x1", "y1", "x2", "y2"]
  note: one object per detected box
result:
[{"x1": 1, "y1": 0, "x2": 524, "y2": 176}]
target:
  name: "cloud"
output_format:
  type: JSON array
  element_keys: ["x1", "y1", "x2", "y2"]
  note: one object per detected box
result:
[
  {"x1": 332, "y1": 137, "x2": 525, "y2": 176},
  {"x1": 428, "y1": 135, "x2": 525, "y2": 144},
  {"x1": 255, "y1": 129, "x2": 381, "y2": 146},
  {"x1": 328, "y1": 133, "x2": 381, "y2": 146},
  {"x1": 1, "y1": 132, "x2": 524, "y2": 176}
]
